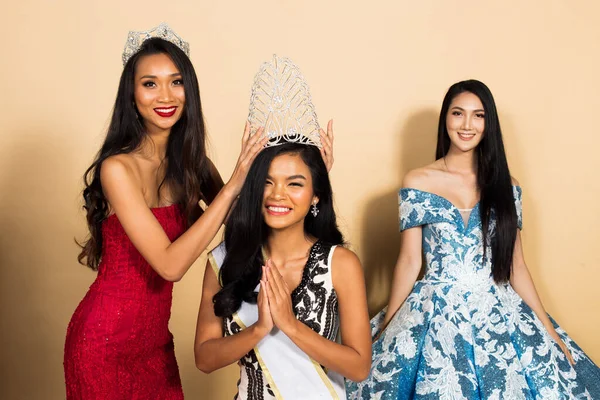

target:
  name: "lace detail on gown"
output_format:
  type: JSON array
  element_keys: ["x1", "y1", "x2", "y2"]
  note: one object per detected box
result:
[{"x1": 347, "y1": 186, "x2": 600, "y2": 400}]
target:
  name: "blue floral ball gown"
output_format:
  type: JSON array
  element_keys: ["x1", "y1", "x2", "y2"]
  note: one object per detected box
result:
[{"x1": 347, "y1": 186, "x2": 600, "y2": 399}]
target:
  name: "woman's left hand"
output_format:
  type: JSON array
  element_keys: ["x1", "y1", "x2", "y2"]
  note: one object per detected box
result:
[
  {"x1": 264, "y1": 260, "x2": 298, "y2": 335},
  {"x1": 319, "y1": 120, "x2": 334, "y2": 172},
  {"x1": 549, "y1": 328, "x2": 575, "y2": 366}
]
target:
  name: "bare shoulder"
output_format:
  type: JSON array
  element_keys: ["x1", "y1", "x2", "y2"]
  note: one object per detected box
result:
[
  {"x1": 402, "y1": 168, "x2": 428, "y2": 189},
  {"x1": 511, "y1": 176, "x2": 521, "y2": 187},
  {"x1": 402, "y1": 161, "x2": 444, "y2": 190},
  {"x1": 330, "y1": 246, "x2": 364, "y2": 288},
  {"x1": 331, "y1": 245, "x2": 361, "y2": 268},
  {"x1": 100, "y1": 154, "x2": 141, "y2": 189}
]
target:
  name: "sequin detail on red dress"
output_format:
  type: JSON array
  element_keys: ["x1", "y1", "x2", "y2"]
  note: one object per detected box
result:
[{"x1": 64, "y1": 205, "x2": 185, "y2": 399}]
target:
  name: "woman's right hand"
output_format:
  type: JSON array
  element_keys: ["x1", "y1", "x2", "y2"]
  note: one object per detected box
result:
[
  {"x1": 255, "y1": 267, "x2": 274, "y2": 336},
  {"x1": 226, "y1": 122, "x2": 268, "y2": 195},
  {"x1": 547, "y1": 326, "x2": 575, "y2": 366}
]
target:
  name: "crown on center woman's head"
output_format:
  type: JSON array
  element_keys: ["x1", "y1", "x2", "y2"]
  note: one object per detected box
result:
[
  {"x1": 247, "y1": 55, "x2": 322, "y2": 149},
  {"x1": 122, "y1": 23, "x2": 190, "y2": 66}
]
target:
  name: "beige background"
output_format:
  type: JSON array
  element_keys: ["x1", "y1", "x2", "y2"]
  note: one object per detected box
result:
[{"x1": 1, "y1": 1, "x2": 599, "y2": 399}]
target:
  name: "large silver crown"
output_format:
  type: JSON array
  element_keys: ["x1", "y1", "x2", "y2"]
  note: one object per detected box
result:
[
  {"x1": 248, "y1": 55, "x2": 321, "y2": 148},
  {"x1": 122, "y1": 23, "x2": 190, "y2": 66}
]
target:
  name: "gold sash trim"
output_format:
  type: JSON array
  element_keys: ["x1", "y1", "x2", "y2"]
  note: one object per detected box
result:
[{"x1": 208, "y1": 252, "x2": 284, "y2": 399}]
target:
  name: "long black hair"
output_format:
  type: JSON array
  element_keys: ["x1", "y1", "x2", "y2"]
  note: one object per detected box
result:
[
  {"x1": 436, "y1": 79, "x2": 517, "y2": 282},
  {"x1": 78, "y1": 38, "x2": 222, "y2": 270},
  {"x1": 213, "y1": 143, "x2": 343, "y2": 317}
]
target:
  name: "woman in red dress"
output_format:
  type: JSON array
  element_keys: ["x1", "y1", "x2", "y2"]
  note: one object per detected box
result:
[{"x1": 63, "y1": 25, "x2": 271, "y2": 399}]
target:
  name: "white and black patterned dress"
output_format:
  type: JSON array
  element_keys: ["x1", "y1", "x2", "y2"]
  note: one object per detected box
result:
[{"x1": 212, "y1": 241, "x2": 340, "y2": 400}]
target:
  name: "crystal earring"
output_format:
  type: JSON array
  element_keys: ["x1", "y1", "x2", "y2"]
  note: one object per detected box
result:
[{"x1": 311, "y1": 202, "x2": 319, "y2": 217}]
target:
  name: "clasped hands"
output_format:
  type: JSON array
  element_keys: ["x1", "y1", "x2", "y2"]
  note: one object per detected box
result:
[{"x1": 255, "y1": 260, "x2": 298, "y2": 337}]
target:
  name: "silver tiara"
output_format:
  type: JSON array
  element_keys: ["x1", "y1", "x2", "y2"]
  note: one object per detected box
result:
[
  {"x1": 248, "y1": 55, "x2": 322, "y2": 148},
  {"x1": 122, "y1": 23, "x2": 190, "y2": 66}
]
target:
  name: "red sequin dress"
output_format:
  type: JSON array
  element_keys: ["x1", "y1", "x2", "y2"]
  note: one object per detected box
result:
[{"x1": 64, "y1": 205, "x2": 185, "y2": 399}]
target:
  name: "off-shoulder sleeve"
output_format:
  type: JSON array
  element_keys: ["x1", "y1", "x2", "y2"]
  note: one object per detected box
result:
[{"x1": 399, "y1": 188, "x2": 456, "y2": 231}]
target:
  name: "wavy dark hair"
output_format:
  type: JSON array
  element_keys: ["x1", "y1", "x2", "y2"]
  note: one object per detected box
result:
[
  {"x1": 436, "y1": 79, "x2": 517, "y2": 282},
  {"x1": 213, "y1": 143, "x2": 343, "y2": 317},
  {"x1": 78, "y1": 38, "x2": 222, "y2": 270}
]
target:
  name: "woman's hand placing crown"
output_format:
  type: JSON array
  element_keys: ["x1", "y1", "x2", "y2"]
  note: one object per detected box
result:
[
  {"x1": 226, "y1": 122, "x2": 268, "y2": 195},
  {"x1": 319, "y1": 119, "x2": 334, "y2": 172}
]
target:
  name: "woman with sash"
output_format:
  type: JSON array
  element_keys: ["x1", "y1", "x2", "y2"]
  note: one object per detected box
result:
[{"x1": 194, "y1": 138, "x2": 371, "y2": 399}]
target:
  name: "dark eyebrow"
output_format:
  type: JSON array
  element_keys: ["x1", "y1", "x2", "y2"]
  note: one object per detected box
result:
[
  {"x1": 139, "y1": 73, "x2": 182, "y2": 80},
  {"x1": 265, "y1": 174, "x2": 307, "y2": 180},
  {"x1": 451, "y1": 106, "x2": 485, "y2": 113}
]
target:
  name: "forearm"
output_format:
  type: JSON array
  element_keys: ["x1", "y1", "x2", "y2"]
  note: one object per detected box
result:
[
  {"x1": 510, "y1": 264, "x2": 554, "y2": 331},
  {"x1": 284, "y1": 321, "x2": 370, "y2": 382},
  {"x1": 160, "y1": 184, "x2": 238, "y2": 280},
  {"x1": 383, "y1": 262, "x2": 420, "y2": 328},
  {"x1": 195, "y1": 324, "x2": 267, "y2": 373}
]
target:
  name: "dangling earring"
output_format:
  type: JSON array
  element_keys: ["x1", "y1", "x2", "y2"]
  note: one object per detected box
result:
[{"x1": 311, "y1": 202, "x2": 319, "y2": 217}]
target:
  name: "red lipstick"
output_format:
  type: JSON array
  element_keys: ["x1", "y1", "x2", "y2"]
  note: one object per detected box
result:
[{"x1": 154, "y1": 107, "x2": 177, "y2": 118}]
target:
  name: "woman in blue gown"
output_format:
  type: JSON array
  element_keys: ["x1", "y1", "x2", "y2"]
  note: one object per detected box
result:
[{"x1": 347, "y1": 80, "x2": 600, "y2": 399}]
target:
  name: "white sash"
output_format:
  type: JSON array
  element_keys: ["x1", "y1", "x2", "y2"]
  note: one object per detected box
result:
[{"x1": 210, "y1": 243, "x2": 346, "y2": 399}]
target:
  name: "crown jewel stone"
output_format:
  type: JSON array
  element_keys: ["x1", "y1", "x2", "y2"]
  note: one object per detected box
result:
[
  {"x1": 247, "y1": 55, "x2": 322, "y2": 148},
  {"x1": 121, "y1": 23, "x2": 190, "y2": 66}
]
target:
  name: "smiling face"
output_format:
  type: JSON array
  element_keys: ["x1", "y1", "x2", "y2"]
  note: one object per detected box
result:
[
  {"x1": 133, "y1": 52, "x2": 186, "y2": 135},
  {"x1": 262, "y1": 153, "x2": 318, "y2": 231},
  {"x1": 445, "y1": 91, "x2": 486, "y2": 153}
]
